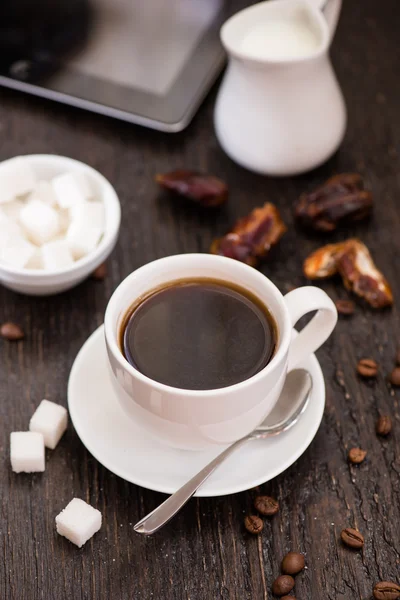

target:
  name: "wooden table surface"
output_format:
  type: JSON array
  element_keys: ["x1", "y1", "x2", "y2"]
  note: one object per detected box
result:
[{"x1": 1, "y1": 1, "x2": 400, "y2": 598}]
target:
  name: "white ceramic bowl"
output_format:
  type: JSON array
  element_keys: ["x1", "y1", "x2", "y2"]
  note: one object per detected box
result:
[{"x1": 0, "y1": 154, "x2": 121, "y2": 295}]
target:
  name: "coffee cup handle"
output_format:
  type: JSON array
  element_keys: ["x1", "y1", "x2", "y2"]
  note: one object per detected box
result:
[{"x1": 284, "y1": 286, "x2": 338, "y2": 371}]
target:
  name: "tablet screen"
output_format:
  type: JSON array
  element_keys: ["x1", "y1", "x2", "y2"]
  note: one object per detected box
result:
[{"x1": 66, "y1": 0, "x2": 223, "y2": 96}]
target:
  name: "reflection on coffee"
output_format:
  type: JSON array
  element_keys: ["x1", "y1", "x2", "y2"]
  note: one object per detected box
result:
[{"x1": 120, "y1": 278, "x2": 277, "y2": 391}]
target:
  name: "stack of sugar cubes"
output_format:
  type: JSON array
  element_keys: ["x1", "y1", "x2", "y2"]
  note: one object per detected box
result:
[
  {"x1": 0, "y1": 157, "x2": 105, "y2": 270},
  {"x1": 10, "y1": 399, "x2": 102, "y2": 547}
]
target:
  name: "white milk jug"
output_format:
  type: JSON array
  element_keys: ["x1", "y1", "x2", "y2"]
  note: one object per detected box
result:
[{"x1": 214, "y1": 0, "x2": 346, "y2": 176}]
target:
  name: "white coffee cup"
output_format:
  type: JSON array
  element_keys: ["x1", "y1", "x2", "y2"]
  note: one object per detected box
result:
[{"x1": 104, "y1": 254, "x2": 337, "y2": 450}]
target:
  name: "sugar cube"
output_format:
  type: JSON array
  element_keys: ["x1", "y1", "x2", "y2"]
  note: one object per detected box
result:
[
  {"x1": 29, "y1": 399, "x2": 68, "y2": 449},
  {"x1": 0, "y1": 165, "x2": 103, "y2": 271},
  {"x1": 52, "y1": 172, "x2": 92, "y2": 209},
  {"x1": 41, "y1": 240, "x2": 74, "y2": 270},
  {"x1": 56, "y1": 498, "x2": 102, "y2": 547},
  {"x1": 19, "y1": 199, "x2": 60, "y2": 246},
  {"x1": 10, "y1": 431, "x2": 45, "y2": 473},
  {"x1": 66, "y1": 222, "x2": 103, "y2": 259},
  {"x1": 69, "y1": 201, "x2": 105, "y2": 231},
  {"x1": 30, "y1": 180, "x2": 58, "y2": 208},
  {"x1": 0, "y1": 157, "x2": 37, "y2": 204},
  {"x1": 0, "y1": 235, "x2": 37, "y2": 268}
]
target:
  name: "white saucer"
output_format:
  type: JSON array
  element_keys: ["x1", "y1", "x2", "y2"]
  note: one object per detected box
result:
[{"x1": 68, "y1": 326, "x2": 325, "y2": 497}]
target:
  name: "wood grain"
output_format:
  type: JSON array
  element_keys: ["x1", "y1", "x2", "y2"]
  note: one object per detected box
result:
[{"x1": 1, "y1": 0, "x2": 400, "y2": 598}]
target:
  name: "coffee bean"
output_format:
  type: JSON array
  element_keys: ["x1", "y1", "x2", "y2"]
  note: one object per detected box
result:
[
  {"x1": 254, "y1": 495, "x2": 279, "y2": 516},
  {"x1": 389, "y1": 367, "x2": 400, "y2": 386},
  {"x1": 92, "y1": 262, "x2": 107, "y2": 280},
  {"x1": 357, "y1": 358, "x2": 378, "y2": 378},
  {"x1": 341, "y1": 527, "x2": 364, "y2": 549},
  {"x1": 272, "y1": 575, "x2": 295, "y2": 596},
  {"x1": 376, "y1": 416, "x2": 392, "y2": 436},
  {"x1": 244, "y1": 515, "x2": 263, "y2": 535},
  {"x1": 396, "y1": 349, "x2": 400, "y2": 366},
  {"x1": 0, "y1": 322, "x2": 24, "y2": 341},
  {"x1": 281, "y1": 597, "x2": 296, "y2": 600},
  {"x1": 335, "y1": 299, "x2": 355, "y2": 315},
  {"x1": 348, "y1": 447, "x2": 367, "y2": 464},
  {"x1": 373, "y1": 581, "x2": 400, "y2": 600},
  {"x1": 281, "y1": 552, "x2": 305, "y2": 575}
]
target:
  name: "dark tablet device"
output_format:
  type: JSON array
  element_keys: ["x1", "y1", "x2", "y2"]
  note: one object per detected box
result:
[{"x1": 0, "y1": 0, "x2": 227, "y2": 132}]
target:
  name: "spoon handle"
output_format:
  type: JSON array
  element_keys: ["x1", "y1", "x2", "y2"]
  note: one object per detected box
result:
[{"x1": 133, "y1": 437, "x2": 248, "y2": 535}]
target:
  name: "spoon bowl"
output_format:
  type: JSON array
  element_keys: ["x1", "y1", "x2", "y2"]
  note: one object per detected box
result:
[{"x1": 251, "y1": 368, "x2": 312, "y2": 437}]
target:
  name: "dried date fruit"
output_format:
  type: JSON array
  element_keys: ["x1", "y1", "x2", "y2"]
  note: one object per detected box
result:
[
  {"x1": 295, "y1": 173, "x2": 372, "y2": 231},
  {"x1": 335, "y1": 299, "x2": 355, "y2": 315},
  {"x1": 304, "y1": 239, "x2": 393, "y2": 308},
  {"x1": 337, "y1": 240, "x2": 393, "y2": 308},
  {"x1": 303, "y1": 241, "x2": 348, "y2": 279},
  {"x1": 155, "y1": 169, "x2": 228, "y2": 207},
  {"x1": 0, "y1": 322, "x2": 24, "y2": 341},
  {"x1": 211, "y1": 203, "x2": 287, "y2": 266}
]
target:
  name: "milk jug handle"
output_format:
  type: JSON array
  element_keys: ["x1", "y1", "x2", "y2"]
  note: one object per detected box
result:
[{"x1": 321, "y1": 0, "x2": 342, "y2": 41}]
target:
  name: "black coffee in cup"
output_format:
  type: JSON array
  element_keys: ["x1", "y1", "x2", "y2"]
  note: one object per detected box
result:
[{"x1": 120, "y1": 278, "x2": 277, "y2": 390}]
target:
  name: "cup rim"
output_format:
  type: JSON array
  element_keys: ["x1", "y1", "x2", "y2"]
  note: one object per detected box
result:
[{"x1": 104, "y1": 254, "x2": 292, "y2": 397}]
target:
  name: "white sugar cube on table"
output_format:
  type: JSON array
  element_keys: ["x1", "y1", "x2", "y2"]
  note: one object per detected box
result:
[
  {"x1": 29, "y1": 399, "x2": 68, "y2": 449},
  {"x1": 56, "y1": 498, "x2": 102, "y2": 547},
  {"x1": 1, "y1": 235, "x2": 37, "y2": 268},
  {"x1": 19, "y1": 199, "x2": 60, "y2": 246},
  {"x1": 42, "y1": 240, "x2": 74, "y2": 270},
  {"x1": 52, "y1": 172, "x2": 92, "y2": 209},
  {"x1": 0, "y1": 157, "x2": 37, "y2": 204},
  {"x1": 10, "y1": 431, "x2": 45, "y2": 473},
  {"x1": 67, "y1": 222, "x2": 103, "y2": 259}
]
